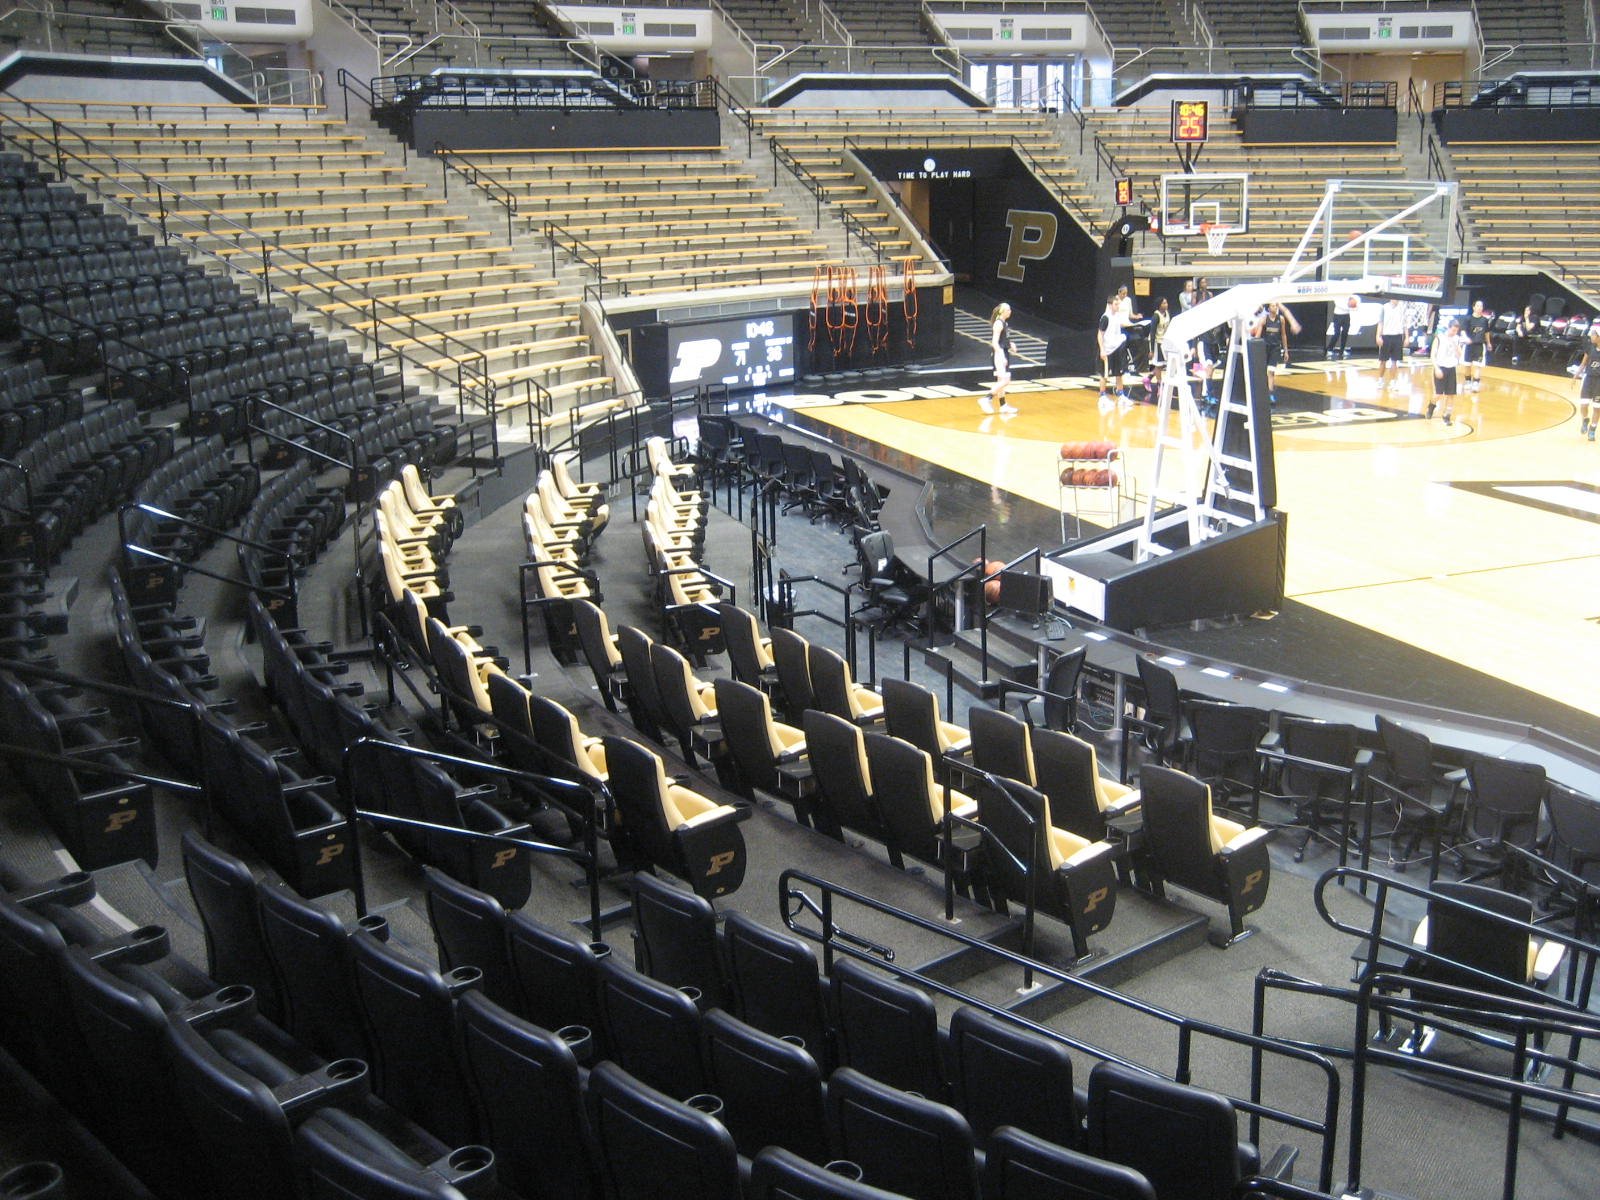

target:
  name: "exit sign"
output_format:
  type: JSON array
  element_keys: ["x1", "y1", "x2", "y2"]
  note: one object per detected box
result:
[{"x1": 211, "y1": 5, "x2": 226, "y2": 18}]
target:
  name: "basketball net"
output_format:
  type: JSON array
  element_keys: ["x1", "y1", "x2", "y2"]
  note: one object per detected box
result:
[{"x1": 1200, "y1": 222, "x2": 1229, "y2": 256}]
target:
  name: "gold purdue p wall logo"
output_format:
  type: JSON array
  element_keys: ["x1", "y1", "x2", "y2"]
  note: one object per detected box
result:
[{"x1": 998, "y1": 210, "x2": 1058, "y2": 282}]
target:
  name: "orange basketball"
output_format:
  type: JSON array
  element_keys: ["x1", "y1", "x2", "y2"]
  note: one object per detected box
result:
[
  {"x1": 983, "y1": 560, "x2": 1006, "y2": 605},
  {"x1": 1059, "y1": 467, "x2": 1075, "y2": 485},
  {"x1": 1059, "y1": 442, "x2": 1078, "y2": 460}
]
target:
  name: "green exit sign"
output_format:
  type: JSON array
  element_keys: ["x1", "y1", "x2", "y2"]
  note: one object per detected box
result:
[
  {"x1": 622, "y1": 23, "x2": 635, "y2": 34},
  {"x1": 211, "y1": 5, "x2": 226, "y2": 18},
  {"x1": 1377, "y1": 26, "x2": 1391, "y2": 37},
  {"x1": 999, "y1": 28, "x2": 1012, "y2": 38}
]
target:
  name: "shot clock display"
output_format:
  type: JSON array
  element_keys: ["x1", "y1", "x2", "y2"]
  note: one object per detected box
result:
[
  {"x1": 666, "y1": 313, "x2": 797, "y2": 393},
  {"x1": 1171, "y1": 99, "x2": 1210, "y2": 145}
]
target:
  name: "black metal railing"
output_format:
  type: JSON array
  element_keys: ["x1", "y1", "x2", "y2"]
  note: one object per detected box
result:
[
  {"x1": 780, "y1": 869, "x2": 1342, "y2": 1191},
  {"x1": 434, "y1": 141, "x2": 520, "y2": 241},
  {"x1": 342, "y1": 736, "x2": 610, "y2": 940},
  {"x1": 118, "y1": 501, "x2": 298, "y2": 618}
]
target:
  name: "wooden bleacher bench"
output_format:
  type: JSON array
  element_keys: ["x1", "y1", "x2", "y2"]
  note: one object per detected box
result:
[
  {"x1": 388, "y1": 313, "x2": 578, "y2": 350},
  {"x1": 489, "y1": 356, "x2": 604, "y2": 386},
  {"x1": 550, "y1": 214, "x2": 796, "y2": 238},
  {"x1": 318, "y1": 279, "x2": 559, "y2": 313},
  {"x1": 212, "y1": 229, "x2": 490, "y2": 259},
  {"x1": 174, "y1": 213, "x2": 472, "y2": 242},
  {"x1": 578, "y1": 228, "x2": 812, "y2": 253},
  {"x1": 67, "y1": 149, "x2": 386, "y2": 171},
  {"x1": 596, "y1": 242, "x2": 828, "y2": 270},
  {"x1": 289, "y1": 265, "x2": 555, "y2": 298},
  {"x1": 424, "y1": 335, "x2": 590, "y2": 372},
  {"x1": 110, "y1": 182, "x2": 428, "y2": 206},
  {"x1": 5, "y1": 97, "x2": 330, "y2": 121},
  {"x1": 157, "y1": 198, "x2": 447, "y2": 229},
  {"x1": 80, "y1": 165, "x2": 406, "y2": 187},
  {"x1": 350, "y1": 295, "x2": 580, "y2": 334},
  {"x1": 269, "y1": 246, "x2": 516, "y2": 276},
  {"x1": 538, "y1": 201, "x2": 784, "y2": 224}
]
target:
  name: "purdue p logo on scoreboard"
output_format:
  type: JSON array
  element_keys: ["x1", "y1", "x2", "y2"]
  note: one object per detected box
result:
[{"x1": 997, "y1": 210, "x2": 1058, "y2": 282}]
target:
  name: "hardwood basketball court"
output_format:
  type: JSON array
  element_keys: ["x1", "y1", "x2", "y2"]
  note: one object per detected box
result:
[{"x1": 785, "y1": 356, "x2": 1600, "y2": 723}]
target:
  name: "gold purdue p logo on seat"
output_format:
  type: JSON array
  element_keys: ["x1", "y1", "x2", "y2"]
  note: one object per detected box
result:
[
  {"x1": 705, "y1": 850, "x2": 737, "y2": 876},
  {"x1": 998, "y1": 210, "x2": 1058, "y2": 282},
  {"x1": 103, "y1": 809, "x2": 140, "y2": 834}
]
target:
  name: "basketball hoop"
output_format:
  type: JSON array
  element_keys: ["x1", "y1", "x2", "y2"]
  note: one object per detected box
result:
[{"x1": 1200, "y1": 222, "x2": 1230, "y2": 256}]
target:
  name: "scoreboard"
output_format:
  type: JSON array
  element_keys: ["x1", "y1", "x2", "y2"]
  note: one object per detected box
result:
[
  {"x1": 1171, "y1": 99, "x2": 1210, "y2": 145},
  {"x1": 666, "y1": 314, "x2": 798, "y2": 393}
]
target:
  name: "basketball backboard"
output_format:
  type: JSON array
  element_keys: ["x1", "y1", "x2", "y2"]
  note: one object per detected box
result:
[
  {"x1": 1286, "y1": 178, "x2": 1457, "y2": 302},
  {"x1": 1159, "y1": 172, "x2": 1249, "y2": 238}
]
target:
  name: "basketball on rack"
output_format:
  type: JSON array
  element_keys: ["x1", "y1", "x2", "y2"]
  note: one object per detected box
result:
[{"x1": 983, "y1": 559, "x2": 1006, "y2": 605}]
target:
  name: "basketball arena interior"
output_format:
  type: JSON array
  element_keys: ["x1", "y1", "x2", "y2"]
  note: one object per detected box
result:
[{"x1": 3, "y1": 4, "x2": 1600, "y2": 1200}]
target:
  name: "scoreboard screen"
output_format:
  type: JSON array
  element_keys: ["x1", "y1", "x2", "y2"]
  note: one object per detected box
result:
[
  {"x1": 667, "y1": 314, "x2": 797, "y2": 393},
  {"x1": 1171, "y1": 99, "x2": 1210, "y2": 145}
]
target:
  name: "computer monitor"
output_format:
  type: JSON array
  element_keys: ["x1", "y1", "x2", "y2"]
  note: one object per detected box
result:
[{"x1": 997, "y1": 571, "x2": 1053, "y2": 624}]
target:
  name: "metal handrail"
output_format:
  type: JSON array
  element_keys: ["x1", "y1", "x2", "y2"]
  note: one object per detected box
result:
[
  {"x1": 781, "y1": 868, "x2": 1342, "y2": 1191},
  {"x1": 1007, "y1": 132, "x2": 1105, "y2": 238},
  {"x1": 1310, "y1": 866, "x2": 1597, "y2": 1012},
  {"x1": 544, "y1": 219, "x2": 607, "y2": 295},
  {"x1": 117, "y1": 502, "x2": 298, "y2": 616},
  {"x1": 343, "y1": 736, "x2": 608, "y2": 939},
  {"x1": 434, "y1": 140, "x2": 519, "y2": 242}
]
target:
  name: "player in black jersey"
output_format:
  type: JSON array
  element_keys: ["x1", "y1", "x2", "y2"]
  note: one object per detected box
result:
[
  {"x1": 1463, "y1": 300, "x2": 1491, "y2": 392},
  {"x1": 1251, "y1": 302, "x2": 1301, "y2": 403}
]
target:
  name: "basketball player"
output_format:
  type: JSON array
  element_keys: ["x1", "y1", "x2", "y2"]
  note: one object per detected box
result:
[
  {"x1": 1252, "y1": 302, "x2": 1301, "y2": 403},
  {"x1": 1463, "y1": 299, "x2": 1491, "y2": 391},
  {"x1": 1327, "y1": 295, "x2": 1355, "y2": 358},
  {"x1": 1430, "y1": 317, "x2": 1467, "y2": 425},
  {"x1": 981, "y1": 301, "x2": 1017, "y2": 415},
  {"x1": 1377, "y1": 298, "x2": 1406, "y2": 390},
  {"x1": 1579, "y1": 325, "x2": 1600, "y2": 441},
  {"x1": 1097, "y1": 294, "x2": 1128, "y2": 403},
  {"x1": 1145, "y1": 296, "x2": 1172, "y2": 398}
]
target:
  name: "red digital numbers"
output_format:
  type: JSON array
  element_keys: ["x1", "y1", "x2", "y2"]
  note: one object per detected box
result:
[{"x1": 1171, "y1": 100, "x2": 1209, "y2": 145}]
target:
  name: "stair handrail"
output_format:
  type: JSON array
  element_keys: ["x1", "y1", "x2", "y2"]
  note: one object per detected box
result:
[
  {"x1": 433, "y1": 140, "x2": 520, "y2": 241},
  {"x1": 544, "y1": 219, "x2": 608, "y2": 295},
  {"x1": 923, "y1": 522, "x2": 985, "y2": 661},
  {"x1": 0, "y1": 90, "x2": 495, "y2": 417},
  {"x1": 807, "y1": 0, "x2": 853, "y2": 46},
  {"x1": 915, "y1": 1, "x2": 967, "y2": 77},
  {"x1": 344, "y1": 736, "x2": 609, "y2": 939},
  {"x1": 1184, "y1": 0, "x2": 1215, "y2": 48},
  {"x1": 1008, "y1": 133, "x2": 1105, "y2": 238},
  {"x1": 323, "y1": 0, "x2": 415, "y2": 65},
  {"x1": 782, "y1": 867, "x2": 1341, "y2": 1192},
  {"x1": 118, "y1": 499, "x2": 307, "y2": 630}
]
